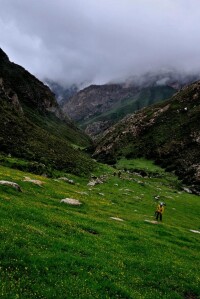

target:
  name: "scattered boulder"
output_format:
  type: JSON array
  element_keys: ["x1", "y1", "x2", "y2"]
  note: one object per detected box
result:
[
  {"x1": 60, "y1": 198, "x2": 82, "y2": 205},
  {"x1": 58, "y1": 177, "x2": 75, "y2": 184},
  {"x1": 0, "y1": 180, "x2": 22, "y2": 191},
  {"x1": 99, "y1": 175, "x2": 108, "y2": 181},
  {"x1": 182, "y1": 187, "x2": 192, "y2": 194},
  {"x1": 23, "y1": 176, "x2": 44, "y2": 186},
  {"x1": 110, "y1": 217, "x2": 124, "y2": 222},
  {"x1": 87, "y1": 178, "x2": 103, "y2": 186},
  {"x1": 87, "y1": 181, "x2": 96, "y2": 187}
]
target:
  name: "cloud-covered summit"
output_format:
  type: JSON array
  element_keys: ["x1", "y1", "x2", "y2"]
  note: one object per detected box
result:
[{"x1": 1, "y1": 0, "x2": 200, "y2": 86}]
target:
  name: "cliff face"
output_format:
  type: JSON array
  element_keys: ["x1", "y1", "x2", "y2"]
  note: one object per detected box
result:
[
  {"x1": 93, "y1": 81, "x2": 200, "y2": 193},
  {"x1": 0, "y1": 48, "x2": 59, "y2": 113},
  {"x1": 0, "y1": 76, "x2": 23, "y2": 114}
]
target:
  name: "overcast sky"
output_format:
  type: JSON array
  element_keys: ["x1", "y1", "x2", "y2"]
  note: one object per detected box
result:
[{"x1": 0, "y1": 0, "x2": 200, "y2": 86}]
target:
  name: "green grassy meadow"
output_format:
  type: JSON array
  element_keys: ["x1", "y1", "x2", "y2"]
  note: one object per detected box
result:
[{"x1": 0, "y1": 158, "x2": 199, "y2": 298}]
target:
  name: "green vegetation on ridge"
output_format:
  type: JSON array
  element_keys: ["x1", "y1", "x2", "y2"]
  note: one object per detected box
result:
[{"x1": 23, "y1": 105, "x2": 91, "y2": 147}]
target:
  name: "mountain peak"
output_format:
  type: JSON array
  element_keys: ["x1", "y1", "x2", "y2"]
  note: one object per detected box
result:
[{"x1": 0, "y1": 48, "x2": 9, "y2": 61}]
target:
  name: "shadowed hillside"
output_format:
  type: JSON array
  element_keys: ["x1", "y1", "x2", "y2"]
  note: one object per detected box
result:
[{"x1": 0, "y1": 48, "x2": 94, "y2": 175}]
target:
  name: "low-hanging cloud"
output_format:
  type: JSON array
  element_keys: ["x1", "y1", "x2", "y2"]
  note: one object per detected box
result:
[{"x1": 0, "y1": 0, "x2": 200, "y2": 87}]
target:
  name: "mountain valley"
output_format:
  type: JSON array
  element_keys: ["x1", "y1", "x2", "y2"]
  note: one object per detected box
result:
[{"x1": 0, "y1": 48, "x2": 200, "y2": 299}]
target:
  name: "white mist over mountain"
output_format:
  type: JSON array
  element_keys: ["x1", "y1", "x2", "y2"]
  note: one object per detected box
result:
[{"x1": 1, "y1": 0, "x2": 200, "y2": 87}]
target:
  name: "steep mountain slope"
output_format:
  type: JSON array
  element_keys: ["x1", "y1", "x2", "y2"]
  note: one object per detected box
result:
[
  {"x1": 63, "y1": 83, "x2": 176, "y2": 138},
  {"x1": 93, "y1": 81, "x2": 200, "y2": 193},
  {"x1": 0, "y1": 48, "x2": 93, "y2": 175},
  {"x1": 62, "y1": 71, "x2": 199, "y2": 139}
]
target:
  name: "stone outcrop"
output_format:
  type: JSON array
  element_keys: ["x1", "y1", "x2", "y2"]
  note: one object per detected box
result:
[{"x1": 0, "y1": 49, "x2": 57, "y2": 113}]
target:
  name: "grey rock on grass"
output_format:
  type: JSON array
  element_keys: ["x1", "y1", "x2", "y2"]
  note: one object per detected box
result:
[
  {"x1": 0, "y1": 180, "x2": 22, "y2": 191},
  {"x1": 60, "y1": 198, "x2": 82, "y2": 205}
]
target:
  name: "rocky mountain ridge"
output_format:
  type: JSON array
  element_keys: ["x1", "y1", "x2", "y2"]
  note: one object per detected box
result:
[
  {"x1": 63, "y1": 84, "x2": 135, "y2": 121},
  {"x1": 63, "y1": 83, "x2": 176, "y2": 138},
  {"x1": 62, "y1": 71, "x2": 199, "y2": 139}
]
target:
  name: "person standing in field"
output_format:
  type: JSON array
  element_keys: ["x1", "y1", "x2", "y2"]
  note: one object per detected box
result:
[{"x1": 155, "y1": 202, "x2": 165, "y2": 221}]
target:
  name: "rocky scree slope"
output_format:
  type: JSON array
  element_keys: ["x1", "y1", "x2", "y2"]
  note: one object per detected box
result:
[
  {"x1": 93, "y1": 81, "x2": 200, "y2": 193},
  {"x1": 0, "y1": 48, "x2": 93, "y2": 175}
]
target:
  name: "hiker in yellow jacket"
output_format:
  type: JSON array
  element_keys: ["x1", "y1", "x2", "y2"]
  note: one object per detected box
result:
[{"x1": 155, "y1": 202, "x2": 165, "y2": 221}]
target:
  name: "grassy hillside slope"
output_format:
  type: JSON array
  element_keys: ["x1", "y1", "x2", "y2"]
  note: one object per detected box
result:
[
  {"x1": 0, "y1": 97, "x2": 93, "y2": 176},
  {"x1": 0, "y1": 158, "x2": 199, "y2": 298}
]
